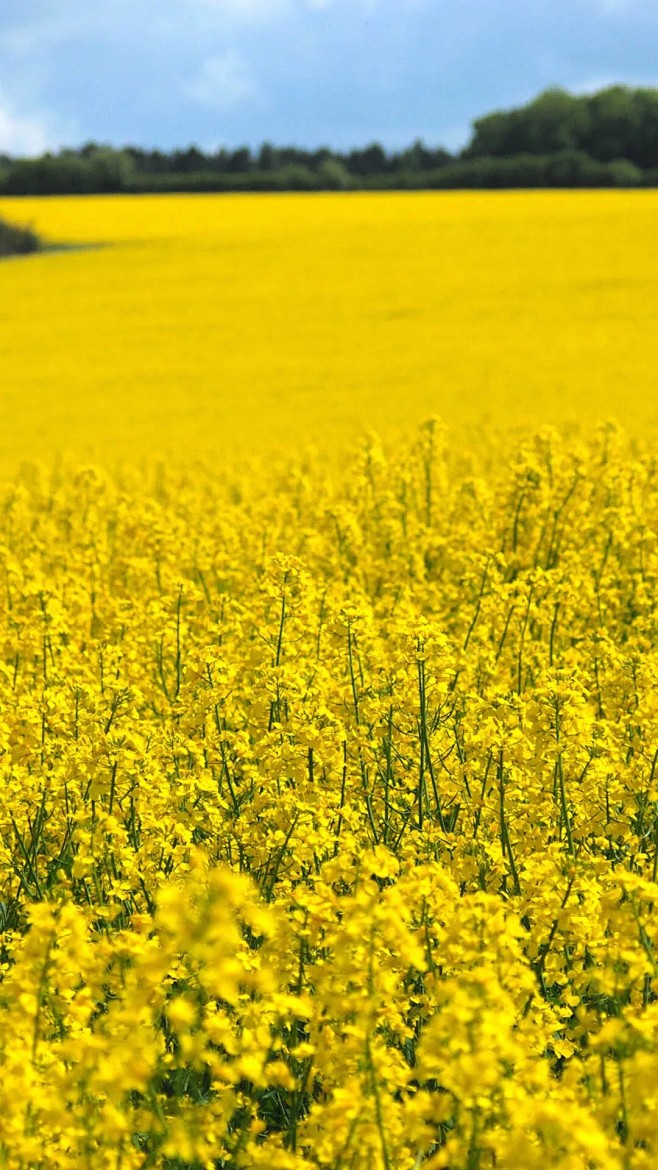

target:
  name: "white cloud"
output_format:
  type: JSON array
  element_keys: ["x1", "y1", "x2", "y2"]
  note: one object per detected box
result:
[
  {"x1": 305, "y1": 0, "x2": 378, "y2": 9},
  {"x1": 187, "y1": 0, "x2": 376, "y2": 20},
  {"x1": 188, "y1": 0, "x2": 290, "y2": 20},
  {"x1": 0, "y1": 9, "x2": 92, "y2": 57},
  {"x1": 185, "y1": 51, "x2": 258, "y2": 110},
  {"x1": 0, "y1": 98, "x2": 51, "y2": 155},
  {"x1": 578, "y1": 0, "x2": 637, "y2": 11}
]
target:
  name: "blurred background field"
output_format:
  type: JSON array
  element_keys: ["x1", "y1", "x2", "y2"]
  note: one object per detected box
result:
[{"x1": 1, "y1": 190, "x2": 657, "y2": 470}]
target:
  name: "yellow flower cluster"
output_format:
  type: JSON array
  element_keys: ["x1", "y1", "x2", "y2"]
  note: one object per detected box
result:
[{"x1": 3, "y1": 420, "x2": 658, "y2": 1168}]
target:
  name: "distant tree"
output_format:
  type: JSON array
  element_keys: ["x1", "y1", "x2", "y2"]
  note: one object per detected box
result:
[
  {"x1": 4, "y1": 153, "x2": 87, "y2": 195},
  {"x1": 0, "y1": 217, "x2": 41, "y2": 256},
  {"x1": 226, "y1": 147, "x2": 253, "y2": 173},
  {"x1": 393, "y1": 138, "x2": 451, "y2": 172},
  {"x1": 347, "y1": 143, "x2": 388, "y2": 176},
  {"x1": 467, "y1": 88, "x2": 591, "y2": 157},
  {"x1": 209, "y1": 148, "x2": 232, "y2": 174},
  {"x1": 317, "y1": 158, "x2": 352, "y2": 189},
  {"x1": 2, "y1": 147, "x2": 135, "y2": 194},
  {"x1": 632, "y1": 89, "x2": 658, "y2": 168},
  {"x1": 464, "y1": 84, "x2": 658, "y2": 170},
  {"x1": 309, "y1": 148, "x2": 337, "y2": 171},
  {"x1": 603, "y1": 157, "x2": 643, "y2": 186},
  {"x1": 582, "y1": 86, "x2": 648, "y2": 164},
  {"x1": 172, "y1": 146, "x2": 207, "y2": 174},
  {"x1": 257, "y1": 142, "x2": 278, "y2": 171},
  {"x1": 272, "y1": 164, "x2": 315, "y2": 190},
  {"x1": 124, "y1": 147, "x2": 168, "y2": 174},
  {"x1": 85, "y1": 146, "x2": 136, "y2": 192},
  {"x1": 394, "y1": 139, "x2": 432, "y2": 171}
]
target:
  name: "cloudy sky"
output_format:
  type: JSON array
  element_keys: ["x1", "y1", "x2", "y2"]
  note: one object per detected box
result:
[{"x1": 0, "y1": 0, "x2": 656, "y2": 156}]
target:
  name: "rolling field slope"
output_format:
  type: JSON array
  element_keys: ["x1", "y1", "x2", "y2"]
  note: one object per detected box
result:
[{"x1": 1, "y1": 191, "x2": 657, "y2": 468}]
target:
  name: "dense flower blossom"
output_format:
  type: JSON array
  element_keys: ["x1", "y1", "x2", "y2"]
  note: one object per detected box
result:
[{"x1": 0, "y1": 422, "x2": 657, "y2": 1166}]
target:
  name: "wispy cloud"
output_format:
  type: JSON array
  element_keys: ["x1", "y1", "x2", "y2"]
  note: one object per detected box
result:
[
  {"x1": 185, "y1": 51, "x2": 259, "y2": 110},
  {"x1": 0, "y1": 95, "x2": 51, "y2": 154},
  {"x1": 187, "y1": 0, "x2": 290, "y2": 20},
  {"x1": 0, "y1": 0, "x2": 656, "y2": 153},
  {"x1": 187, "y1": 0, "x2": 377, "y2": 21},
  {"x1": 0, "y1": 8, "x2": 93, "y2": 57},
  {"x1": 577, "y1": 0, "x2": 638, "y2": 12}
]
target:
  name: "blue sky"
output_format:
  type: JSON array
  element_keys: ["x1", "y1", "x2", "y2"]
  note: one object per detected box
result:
[{"x1": 0, "y1": 0, "x2": 657, "y2": 155}]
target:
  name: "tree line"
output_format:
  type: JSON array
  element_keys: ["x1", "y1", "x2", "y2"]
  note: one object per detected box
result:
[{"x1": 2, "y1": 85, "x2": 658, "y2": 195}]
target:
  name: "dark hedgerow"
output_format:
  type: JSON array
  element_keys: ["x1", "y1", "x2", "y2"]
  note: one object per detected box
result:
[{"x1": 0, "y1": 216, "x2": 42, "y2": 257}]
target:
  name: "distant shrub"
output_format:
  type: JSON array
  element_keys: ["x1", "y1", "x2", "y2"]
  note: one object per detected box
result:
[{"x1": 0, "y1": 217, "x2": 41, "y2": 257}]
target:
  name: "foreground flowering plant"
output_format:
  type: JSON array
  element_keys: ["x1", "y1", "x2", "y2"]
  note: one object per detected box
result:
[{"x1": 1, "y1": 420, "x2": 658, "y2": 1167}]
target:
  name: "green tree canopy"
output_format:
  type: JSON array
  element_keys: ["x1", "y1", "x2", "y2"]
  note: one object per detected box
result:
[{"x1": 466, "y1": 85, "x2": 658, "y2": 169}]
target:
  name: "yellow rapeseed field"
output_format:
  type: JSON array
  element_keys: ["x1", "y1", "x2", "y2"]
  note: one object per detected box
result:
[
  {"x1": 1, "y1": 191, "x2": 658, "y2": 467},
  {"x1": 2, "y1": 194, "x2": 658, "y2": 1168}
]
